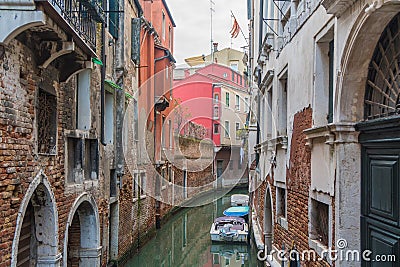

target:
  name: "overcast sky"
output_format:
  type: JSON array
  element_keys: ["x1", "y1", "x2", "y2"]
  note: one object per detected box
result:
[{"x1": 167, "y1": 0, "x2": 249, "y2": 66}]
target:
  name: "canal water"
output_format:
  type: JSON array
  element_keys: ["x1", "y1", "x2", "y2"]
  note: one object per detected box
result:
[{"x1": 124, "y1": 189, "x2": 263, "y2": 267}]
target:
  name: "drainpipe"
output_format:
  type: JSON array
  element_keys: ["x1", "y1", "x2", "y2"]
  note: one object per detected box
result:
[
  {"x1": 255, "y1": 68, "x2": 261, "y2": 169},
  {"x1": 115, "y1": 0, "x2": 125, "y2": 179},
  {"x1": 100, "y1": 10, "x2": 106, "y2": 146}
]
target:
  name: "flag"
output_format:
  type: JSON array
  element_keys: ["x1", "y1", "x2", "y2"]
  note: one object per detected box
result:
[{"x1": 230, "y1": 17, "x2": 240, "y2": 38}]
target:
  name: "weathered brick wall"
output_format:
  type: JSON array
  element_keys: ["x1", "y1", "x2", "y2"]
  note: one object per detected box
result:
[
  {"x1": 0, "y1": 38, "x2": 109, "y2": 266},
  {"x1": 276, "y1": 107, "x2": 328, "y2": 266}
]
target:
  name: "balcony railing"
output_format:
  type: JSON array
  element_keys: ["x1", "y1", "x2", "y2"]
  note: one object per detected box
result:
[{"x1": 40, "y1": 0, "x2": 105, "y2": 48}]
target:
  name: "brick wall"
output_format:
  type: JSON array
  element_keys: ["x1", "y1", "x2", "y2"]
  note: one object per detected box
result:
[
  {"x1": 0, "y1": 37, "x2": 109, "y2": 266},
  {"x1": 255, "y1": 107, "x2": 330, "y2": 266}
]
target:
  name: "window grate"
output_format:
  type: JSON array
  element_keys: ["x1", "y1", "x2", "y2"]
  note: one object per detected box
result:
[{"x1": 365, "y1": 14, "x2": 400, "y2": 120}]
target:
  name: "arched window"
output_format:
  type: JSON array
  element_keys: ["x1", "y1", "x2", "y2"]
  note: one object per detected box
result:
[{"x1": 365, "y1": 14, "x2": 400, "y2": 120}]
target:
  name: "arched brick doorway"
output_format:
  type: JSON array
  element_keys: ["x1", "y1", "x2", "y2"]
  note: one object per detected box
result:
[
  {"x1": 64, "y1": 194, "x2": 101, "y2": 267},
  {"x1": 12, "y1": 173, "x2": 60, "y2": 267}
]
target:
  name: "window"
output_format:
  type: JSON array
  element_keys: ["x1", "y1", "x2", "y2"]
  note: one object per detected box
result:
[
  {"x1": 314, "y1": 26, "x2": 334, "y2": 126},
  {"x1": 109, "y1": 0, "x2": 119, "y2": 38},
  {"x1": 224, "y1": 121, "x2": 230, "y2": 137},
  {"x1": 84, "y1": 139, "x2": 98, "y2": 180},
  {"x1": 230, "y1": 62, "x2": 239, "y2": 71},
  {"x1": 235, "y1": 95, "x2": 240, "y2": 111},
  {"x1": 183, "y1": 170, "x2": 187, "y2": 199},
  {"x1": 310, "y1": 199, "x2": 329, "y2": 247},
  {"x1": 66, "y1": 137, "x2": 83, "y2": 183},
  {"x1": 278, "y1": 72, "x2": 288, "y2": 136},
  {"x1": 168, "y1": 119, "x2": 172, "y2": 149},
  {"x1": 162, "y1": 116, "x2": 166, "y2": 148},
  {"x1": 140, "y1": 172, "x2": 146, "y2": 196},
  {"x1": 231, "y1": 71, "x2": 235, "y2": 81},
  {"x1": 266, "y1": 88, "x2": 273, "y2": 138},
  {"x1": 328, "y1": 40, "x2": 334, "y2": 123},
  {"x1": 67, "y1": 137, "x2": 98, "y2": 184},
  {"x1": 235, "y1": 122, "x2": 240, "y2": 139},
  {"x1": 225, "y1": 92, "x2": 230, "y2": 107},
  {"x1": 133, "y1": 173, "x2": 138, "y2": 199},
  {"x1": 131, "y1": 18, "x2": 141, "y2": 64},
  {"x1": 214, "y1": 106, "x2": 219, "y2": 118},
  {"x1": 37, "y1": 88, "x2": 57, "y2": 154},
  {"x1": 214, "y1": 93, "x2": 219, "y2": 103},
  {"x1": 77, "y1": 70, "x2": 91, "y2": 130},
  {"x1": 168, "y1": 166, "x2": 173, "y2": 183},
  {"x1": 105, "y1": 91, "x2": 114, "y2": 144},
  {"x1": 162, "y1": 11, "x2": 166, "y2": 40},
  {"x1": 110, "y1": 169, "x2": 117, "y2": 197},
  {"x1": 276, "y1": 187, "x2": 286, "y2": 217},
  {"x1": 169, "y1": 26, "x2": 172, "y2": 49},
  {"x1": 214, "y1": 123, "x2": 219, "y2": 134},
  {"x1": 244, "y1": 97, "x2": 249, "y2": 113}
]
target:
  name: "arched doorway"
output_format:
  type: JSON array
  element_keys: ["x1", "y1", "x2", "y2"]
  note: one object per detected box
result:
[
  {"x1": 12, "y1": 173, "x2": 60, "y2": 267},
  {"x1": 357, "y1": 13, "x2": 400, "y2": 265},
  {"x1": 264, "y1": 185, "x2": 273, "y2": 254},
  {"x1": 336, "y1": 3, "x2": 400, "y2": 262},
  {"x1": 64, "y1": 194, "x2": 100, "y2": 267}
]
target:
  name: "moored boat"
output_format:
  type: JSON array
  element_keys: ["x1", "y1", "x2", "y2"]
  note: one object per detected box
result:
[
  {"x1": 231, "y1": 194, "x2": 249, "y2": 206},
  {"x1": 210, "y1": 216, "x2": 249, "y2": 243}
]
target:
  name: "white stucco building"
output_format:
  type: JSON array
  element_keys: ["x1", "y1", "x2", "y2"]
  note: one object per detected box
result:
[{"x1": 249, "y1": 0, "x2": 400, "y2": 266}]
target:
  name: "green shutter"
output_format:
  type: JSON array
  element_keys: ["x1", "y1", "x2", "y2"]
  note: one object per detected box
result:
[{"x1": 131, "y1": 18, "x2": 141, "y2": 64}]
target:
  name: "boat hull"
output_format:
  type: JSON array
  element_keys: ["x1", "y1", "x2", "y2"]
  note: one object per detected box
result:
[{"x1": 210, "y1": 233, "x2": 248, "y2": 243}]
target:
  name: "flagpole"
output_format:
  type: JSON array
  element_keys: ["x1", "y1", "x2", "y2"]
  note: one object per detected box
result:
[{"x1": 210, "y1": 0, "x2": 215, "y2": 62}]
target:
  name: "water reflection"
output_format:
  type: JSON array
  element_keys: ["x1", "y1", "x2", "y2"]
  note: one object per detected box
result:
[{"x1": 124, "y1": 189, "x2": 262, "y2": 267}]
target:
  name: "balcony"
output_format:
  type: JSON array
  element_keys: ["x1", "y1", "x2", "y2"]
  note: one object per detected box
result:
[
  {"x1": 36, "y1": 0, "x2": 105, "y2": 49},
  {"x1": 0, "y1": 0, "x2": 103, "y2": 62}
]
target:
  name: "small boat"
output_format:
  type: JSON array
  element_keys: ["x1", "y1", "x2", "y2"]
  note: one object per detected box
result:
[
  {"x1": 210, "y1": 216, "x2": 249, "y2": 243},
  {"x1": 231, "y1": 194, "x2": 249, "y2": 206},
  {"x1": 223, "y1": 206, "x2": 250, "y2": 217}
]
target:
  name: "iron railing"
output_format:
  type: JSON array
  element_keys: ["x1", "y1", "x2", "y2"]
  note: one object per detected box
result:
[{"x1": 49, "y1": 0, "x2": 104, "y2": 48}]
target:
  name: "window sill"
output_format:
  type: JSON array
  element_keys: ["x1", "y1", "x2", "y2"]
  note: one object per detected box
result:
[{"x1": 308, "y1": 238, "x2": 330, "y2": 263}]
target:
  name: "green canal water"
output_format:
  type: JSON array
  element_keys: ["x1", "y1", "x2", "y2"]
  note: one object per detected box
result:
[{"x1": 124, "y1": 189, "x2": 263, "y2": 267}]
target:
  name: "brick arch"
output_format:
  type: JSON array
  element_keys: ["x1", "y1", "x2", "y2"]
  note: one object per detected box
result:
[
  {"x1": 63, "y1": 193, "x2": 101, "y2": 267},
  {"x1": 337, "y1": 4, "x2": 400, "y2": 123},
  {"x1": 11, "y1": 170, "x2": 60, "y2": 267}
]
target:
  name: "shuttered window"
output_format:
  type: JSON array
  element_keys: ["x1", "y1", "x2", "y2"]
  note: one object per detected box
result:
[
  {"x1": 109, "y1": 0, "x2": 119, "y2": 38},
  {"x1": 131, "y1": 18, "x2": 141, "y2": 64}
]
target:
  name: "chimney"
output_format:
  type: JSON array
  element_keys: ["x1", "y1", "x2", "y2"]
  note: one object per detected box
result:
[{"x1": 213, "y1": 42, "x2": 218, "y2": 52}]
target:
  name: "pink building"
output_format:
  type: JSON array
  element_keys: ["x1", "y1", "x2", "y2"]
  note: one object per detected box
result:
[{"x1": 173, "y1": 63, "x2": 250, "y2": 188}]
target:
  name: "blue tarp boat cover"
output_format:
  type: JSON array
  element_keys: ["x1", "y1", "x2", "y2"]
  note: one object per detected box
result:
[{"x1": 223, "y1": 206, "x2": 249, "y2": 217}]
